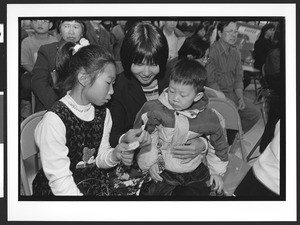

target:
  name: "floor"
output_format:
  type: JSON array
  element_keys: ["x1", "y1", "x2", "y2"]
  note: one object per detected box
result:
[{"x1": 222, "y1": 82, "x2": 265, "y2": 196}]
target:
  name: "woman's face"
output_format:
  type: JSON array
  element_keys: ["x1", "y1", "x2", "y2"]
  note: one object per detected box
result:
[
  {"x1": 60, "y1": 20, "x2": 84, "y2": 43},
  {"x1": 265, "y1": 28, "x2": 275, "y2": 39},
  {"x1": 85, "y1": 63, "x2": 116, "y2": 106},
  {"x1": 197, "y1": 28, "x2": 206, "y2": 37},
  {"x1": 131, "y1": 60, "x2": 160, "y2": 86}
]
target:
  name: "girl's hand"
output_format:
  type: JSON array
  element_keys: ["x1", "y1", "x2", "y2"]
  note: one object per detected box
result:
[
  {"x1": 149, "y1": 163, "x2": 163, "y2": 182},
  {"x1": 112, "y1": 143, "x2": 136, "y2": 166},
  {"x1": 172, "y1": 138, "x2": 207, "y2": 163},
  {"x1": 210, "y1": 174, "x2": 224, "y2": 194},
  {"x1": 122, "y1": 128, "x2": 151, "y2": 148}
]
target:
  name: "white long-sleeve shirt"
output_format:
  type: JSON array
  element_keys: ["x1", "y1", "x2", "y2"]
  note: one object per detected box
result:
[
  {"x1": 253, "y1": 121, "x2": 280, "y2": 195},
  {"x1": 34, "y1": 94, "x2": 119, "y2": 196}
]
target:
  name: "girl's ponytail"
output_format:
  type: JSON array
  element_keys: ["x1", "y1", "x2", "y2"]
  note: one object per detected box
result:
[{"x1": 53, "y1": 42, "x2": 76, "y2": 97}]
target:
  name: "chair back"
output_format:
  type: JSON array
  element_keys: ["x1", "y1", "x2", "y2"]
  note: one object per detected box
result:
[
  {"x1": 208, "y1": 98, "x2": 247, "y2": 161},
  {"x1": 20, "y1": 110, "x2": 46, "y2": 195},
  {"x1": 204, "y1": 86, "x2": 226, "y2": 99}
]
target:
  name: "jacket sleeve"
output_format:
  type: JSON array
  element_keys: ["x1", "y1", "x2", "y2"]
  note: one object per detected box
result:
[
  {"x1": 206, "y1": 109, "x2": 229, "y2": 176},
  {"x1": 108, "y1": 95, "x2": 127, "y2": 147},
  {"x1": 206, "y1": 47, "x2": 221, "y2": 91},
  {"x1": 233, "y1": 51, "x2": 244, "y2": 90},
  {"x1": 31, "y1": 45, "x2": 58, "y2": 110}
]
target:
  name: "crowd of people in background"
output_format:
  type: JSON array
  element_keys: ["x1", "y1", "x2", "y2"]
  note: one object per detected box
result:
[{"x1": 19, "y1": 18, "x2": 282, "y2": 197}]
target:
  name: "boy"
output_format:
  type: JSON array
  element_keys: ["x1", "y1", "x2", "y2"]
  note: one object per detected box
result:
[
  {"x1": 134, "y1": 58, "x2": 229, "y2": 196},
  {"x1": 21, "y1": 19, "x2": 57, "y2": 73}
]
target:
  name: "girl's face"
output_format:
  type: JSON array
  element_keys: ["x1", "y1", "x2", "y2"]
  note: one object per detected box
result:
[
  {"x1": 85, "y1": 63, "x2": 116, "y2": 106},
  {"x1": 168, "y1": 81, "x2": 201, "y2": 111},
  {"x1": 60, "y1": 20, "x2": 84, "y2": 43},
  {"x1": 131, "y1": 60, "x2": 160, "y2": 86}
]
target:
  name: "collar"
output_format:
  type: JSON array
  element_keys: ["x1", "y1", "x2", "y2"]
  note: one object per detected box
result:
[
  {"x1": 219, "y1": 39, "x2": 232, "y2": 55},
  {"x1": 158, "y1": 88, "x2": 207, "y2": 119}
]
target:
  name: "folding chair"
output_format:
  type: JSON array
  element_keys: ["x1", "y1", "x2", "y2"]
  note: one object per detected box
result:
[
  {"x1": 20, "y1": 110, "x2": 46, "y2": 195},
  {"x1": 204, "y1": 86, "x2": 226, "y2": 99},
  {"x1": 208, "y1": 97, "x2": 248, "y2": 162}
]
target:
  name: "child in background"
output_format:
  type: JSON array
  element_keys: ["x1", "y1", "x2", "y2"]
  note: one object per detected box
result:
[
  {"x1": 20, "y1": 19, "x2": 58, "y2": 120},
  {"x1": 134, "y1": 59, "x2": 229, "y2": 196},
  {"x1": 32, "y1": 43, "x2": 148, "y2": 196}
]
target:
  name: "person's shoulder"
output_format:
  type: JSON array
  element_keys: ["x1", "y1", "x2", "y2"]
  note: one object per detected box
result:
[{"x1": 39, "y1": 41, "x2": 58, "y2": 52}]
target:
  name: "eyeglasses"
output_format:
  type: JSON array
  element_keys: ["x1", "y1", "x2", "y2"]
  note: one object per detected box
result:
[
  {"x1": 32, "y1": 20, "x2": 50, "y2": 23},
  {"x1": 224, "y1": 29, "x2": 239, "y2": 35}
]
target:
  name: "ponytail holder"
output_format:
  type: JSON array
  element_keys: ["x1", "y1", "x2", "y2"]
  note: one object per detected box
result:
[{"x1": 73, "y1": 38, "x2": 90, "y2": 55}]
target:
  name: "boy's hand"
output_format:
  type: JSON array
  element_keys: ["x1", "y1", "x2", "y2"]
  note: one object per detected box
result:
[
  {"x1": 210, "y1": 174, "x2": 224, "y2": 194},
  {"x1": 149, "y1": 163, "x2": 163, "y2": 182}
]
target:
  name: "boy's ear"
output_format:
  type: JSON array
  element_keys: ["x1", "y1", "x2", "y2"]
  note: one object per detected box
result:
[
  {"x1": 194, "y1": 92, "x2": 204, "y2": 102},
  {"x1": 78, "y1": 71, "x2": 89, "y2": 87}
]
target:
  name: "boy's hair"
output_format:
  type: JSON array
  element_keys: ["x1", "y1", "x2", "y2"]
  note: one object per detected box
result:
[
  {"x1": 54, "y1": 42, "x2": 115, "y2": 97},
  {"x1": 170, "y1": 58, "x2": 207, "y2": 93},
  {"x1": 178, "y1": 35, "x2": 210, "y2": 60},
  {"x1": 120, "y1": 21, "x2": 169, "y2": 79}
]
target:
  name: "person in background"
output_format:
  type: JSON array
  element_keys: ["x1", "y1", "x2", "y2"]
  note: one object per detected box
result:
[
  {"x1": 20, "y1": 18, "x2": 58, "y2": 120},
  {"x1": 21, "y1": 19, "x2": 57, "y2": 73},
  {"x1": 31, "y1": 19, "x2": 86, "y2": 112},
  {"x1": 253, "y1": 23, "x2": 276, "y2": 71},
  {"x1": 32, "y1": 42, "x2": 146, "y2": 196},
  {"x1": 108, "y1": 21, "x2": 208, "y2": 195},
  {"x1": 134, "y1": 59, "x2": 229, "y2": 196},
  {"x1": 259, "y1": 31, "x2": 282, "y2": 153},
  {"x1": 234, "y1": 120, "x2": 280, "y2": 197},
  {"x1": 84, "y1": 20, "x2": 115, "y2": 54},
  {"x1": 193, "y1": 22, "x2": 210, "y2": 42},
  {"x1": 206, "y1": 21, "x2": 261, "y2": 133},
  {"x1": 161, "y1": 20, "x2": 186, "y2": 60}
]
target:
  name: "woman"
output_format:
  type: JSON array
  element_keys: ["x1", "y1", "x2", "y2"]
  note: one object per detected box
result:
[
  {"x1": 253, "y1": 23, "x2": 276, "y2": 71},
  {"x1": 31, "y1": 18, "x2": 87, "y2": 112},
  {"x1": 108, "y1": 21, "x2": 208, "y2": 195}
]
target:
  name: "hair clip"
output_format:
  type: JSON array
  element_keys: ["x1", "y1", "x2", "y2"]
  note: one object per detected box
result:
[{"x1": 73, "y1": 38, "x2": 90, "y2": 55}]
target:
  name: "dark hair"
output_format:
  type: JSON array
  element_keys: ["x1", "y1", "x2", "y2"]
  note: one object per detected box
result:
[
  {"x1": 170, "y1": 59, "x2": 207, "y2": 93},
  {"x1": 193, "y1": 22, "x2": 209, "y2": 38},
  {"x1": 257, "y1": 23, "x2": 276, "y2": 41},
  {"x1": 120, "y1": 21, "x2": 169, "y2": 79},
  {"x1": 54, "y1": 42, "x2": 115, "y2": 97},
  {"x1": 178, "y1": 35, "x2": 210, "y2": 60},
  {"x1": 56, "y1": 18, "x2": 86, "y2": 36},
  {"x1": 216, "y1": 21, "x2": 236, "y2": 41}
]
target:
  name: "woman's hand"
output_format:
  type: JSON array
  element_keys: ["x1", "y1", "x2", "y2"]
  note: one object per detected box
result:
[
  {"x1": 122, "y1": 128, "x2": 151, "y2": 148},
  {"x1": 172, "y1": 138, "x2": 207, "y2": 163},
  {"x1": 149, "y1": 163, "x2": 163, "y2": 182},
  {"x1": 210, "y1": 174, "x2": 224, "y2": 194}
]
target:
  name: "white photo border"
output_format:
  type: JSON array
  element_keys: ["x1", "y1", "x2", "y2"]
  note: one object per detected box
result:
[{"x1": 7, "y1": 3, "x2": 296, "y2": 222}]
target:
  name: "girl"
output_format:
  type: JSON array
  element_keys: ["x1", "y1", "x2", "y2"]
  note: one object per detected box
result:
[{"x1": 32, "y1": 42, "x2": 148, "y2": 196}]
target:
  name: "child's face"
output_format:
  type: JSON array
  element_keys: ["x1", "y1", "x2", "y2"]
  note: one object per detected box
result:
[
  {"x1": 168, "y1": 81, "x2": 201, "y2": 111},
  {"x1": 85, "y1": 63, "x2": 116, "y2": 106},
  {"x1": 60, "y1": 21, "x2": 84, "y2": 43},
  {"x1": 131, "y1": 60, "x2": 160, "y2": 86},
  {"x1": 31, "y1": 20, "x2": 52, "y2": 34}
]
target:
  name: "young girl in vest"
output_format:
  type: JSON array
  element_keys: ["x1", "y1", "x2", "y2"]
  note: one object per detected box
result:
[{"x1": 32, "y1": 42, "x2": 148, "y2": 196}]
